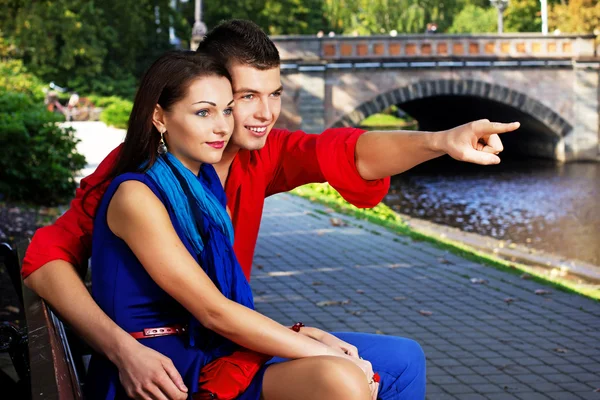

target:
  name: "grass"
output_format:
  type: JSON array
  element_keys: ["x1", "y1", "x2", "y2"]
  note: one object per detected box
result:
[
  {"x1": 359, "y1": 113, "x2": 417, "y2": 129},
  {"x1": 290, "y1": 183, "x2": 600, "y2": 301}
]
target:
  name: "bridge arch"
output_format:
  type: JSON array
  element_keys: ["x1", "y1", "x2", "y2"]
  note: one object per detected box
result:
[{"x1": 330, "y1": 79, "x2": 573, "y2": 140}]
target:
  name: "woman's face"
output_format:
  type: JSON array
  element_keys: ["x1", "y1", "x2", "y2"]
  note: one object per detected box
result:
[{"x1": 161, "y1": 76, "x2": 234, "y2": 173}]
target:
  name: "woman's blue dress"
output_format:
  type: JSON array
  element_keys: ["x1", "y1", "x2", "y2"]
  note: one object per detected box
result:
[{"x1": 86, "y1": 171, "x2": 267, "y2": 400}]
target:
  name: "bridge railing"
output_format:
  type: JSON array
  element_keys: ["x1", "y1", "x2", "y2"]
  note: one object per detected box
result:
[{"x1": 272, "y1": 34, "x2": 597, "y2": 62}]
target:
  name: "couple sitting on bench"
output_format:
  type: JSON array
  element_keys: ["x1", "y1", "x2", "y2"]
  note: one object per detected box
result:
[{"x1": 22, "y1": 20, "x2": 517, "y2": 400}]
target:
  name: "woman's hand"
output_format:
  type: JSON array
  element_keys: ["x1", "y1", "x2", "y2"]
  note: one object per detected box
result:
[
  {"x1": 315, "y1": 331, "x2": 359, "y2": 358},
  {"x1": 341, "y1": 354, "x2": 379, "y2": 400},
  {"x1": 299, "y1": 327, "x2": 378, "y2": 399}
]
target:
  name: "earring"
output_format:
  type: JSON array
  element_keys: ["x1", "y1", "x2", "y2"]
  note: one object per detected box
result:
[{"x1": 157, "y1": 130, "x2": 168, "y2": 155}]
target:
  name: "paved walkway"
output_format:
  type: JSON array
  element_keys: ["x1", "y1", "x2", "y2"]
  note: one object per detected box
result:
[
  {"x1": 68, "y1": 121, "x2": 125, "y2": 181},
  {"x1": 252, "y1": 194, "x2": 600, "y2": 400}
]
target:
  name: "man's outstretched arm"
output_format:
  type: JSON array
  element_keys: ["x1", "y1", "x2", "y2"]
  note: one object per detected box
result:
[
  {"x1": 264, "y1": 127, "x2": 390, "y2": 208},
  {"x1": 355, "y1": 119, "x2": 520, "y2": 181}
]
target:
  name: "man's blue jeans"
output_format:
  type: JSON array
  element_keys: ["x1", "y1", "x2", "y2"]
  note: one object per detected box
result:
[{"x1": 267, "y1": 332, "x2": 426, "y2": 399}]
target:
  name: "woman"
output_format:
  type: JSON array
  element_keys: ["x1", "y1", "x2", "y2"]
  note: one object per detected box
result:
[{"x1": 86, "y1": 51, "x2": 382, "y2": 400}]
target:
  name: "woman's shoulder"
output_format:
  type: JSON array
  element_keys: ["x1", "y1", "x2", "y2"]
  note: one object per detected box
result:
[
  {"x1": 107, "y1": 176, "x2": 171, "y2": 237},
  {"x1": 110, "y1": 172, "x2": 156, "y2": 189},
  {"x1": 111, "y1": 179, "x2": 158, "y2": 211},
  {"x1": 111, "y1": 172, "x2": 163, "y2": 202},
  {"x1": 105, "y1": 172, "x2": 161, "y2": 199},
  {"x1": 99, "y1": 172, "x2": 165, "y2": 215}
]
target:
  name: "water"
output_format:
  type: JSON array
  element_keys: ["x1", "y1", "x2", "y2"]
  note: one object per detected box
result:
[{"x1": 385, "y1": 156, "x2": 600, "y2": 266}]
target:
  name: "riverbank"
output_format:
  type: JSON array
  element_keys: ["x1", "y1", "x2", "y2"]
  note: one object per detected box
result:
[{"x1": 291, "y1": 183, "x2": 600, "y2": 301}]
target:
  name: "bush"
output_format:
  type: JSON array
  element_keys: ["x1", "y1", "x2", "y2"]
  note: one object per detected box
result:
[
  {"x1": 87, "y1": 95, "x2": 125, "y2": 108},
  {"x1": 0, "y1": 92, "x2": 86, "y2": 205},
  {"x1": 67, "y1": 73, "x2": 138, "y2": 100},
  {"x1": 0, "y1": 59, "x2": 46, "y2": 102},
  {"x1": 100, "y1": 98, "x2": 133, "y2": 129}
]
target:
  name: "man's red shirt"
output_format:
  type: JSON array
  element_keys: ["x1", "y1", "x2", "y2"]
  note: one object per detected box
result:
[{"x1": 22, "y1": 128, "x2": 390, "y2": 280}]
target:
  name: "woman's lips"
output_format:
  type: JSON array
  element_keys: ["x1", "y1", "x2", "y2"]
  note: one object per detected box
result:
[{"x1": 206, "y1": 141, "x2": 225, "y2": 149}]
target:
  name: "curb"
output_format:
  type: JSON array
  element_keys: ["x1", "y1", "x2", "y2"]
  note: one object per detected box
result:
[{"x1": 400, "y1": 213, "x2": 600, "y2": 285}]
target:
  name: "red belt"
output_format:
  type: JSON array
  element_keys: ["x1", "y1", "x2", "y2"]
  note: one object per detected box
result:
[{"x1": 130, "y1": 324, "x2": 187, "y2": 339}]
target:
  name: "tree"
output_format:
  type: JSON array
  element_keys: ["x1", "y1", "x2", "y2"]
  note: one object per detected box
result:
[
  {"x1": 260, "y1": 0, "x2": 327, "y2": 35},
  {"x1": 549, "y1": 0, "x2": 600, "y2": 33},
  {"x1": 323, "y1": 0, "x2": 465, "y2": 35},
  {"x1": 0, "y1": 0, "x2": 176, "y2": 97},
  {"x1": 10, "y1": 1, "x2": 107, "y2": 86},
  {"x1": 448, "y1": 4, "x2": 496, "y2": 33},
  {"x1": 202, "y1": 0, "x2": 267, "y2": 30},
  {"x1": 186, "y1": 0, "x2": 326, "y2": 35},
  {"x1": 504, "y1": 0, "x2": 542, "y2": 33}
]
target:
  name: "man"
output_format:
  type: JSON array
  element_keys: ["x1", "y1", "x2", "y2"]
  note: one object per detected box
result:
[{"x1": 23, "y1": 20, "x2": 518, "y2": 399}]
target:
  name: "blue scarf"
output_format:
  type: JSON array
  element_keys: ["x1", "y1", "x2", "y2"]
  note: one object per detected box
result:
[{"x1": 146, "y1": 154, "x2": 254, "y2": 348}]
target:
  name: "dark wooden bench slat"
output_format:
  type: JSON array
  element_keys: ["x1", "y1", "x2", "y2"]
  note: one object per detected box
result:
[{"x1": 18, "y1": 241, "x2": 83, "y2": 400}]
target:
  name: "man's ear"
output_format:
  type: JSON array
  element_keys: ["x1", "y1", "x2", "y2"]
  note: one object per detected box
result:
[{"x1": 152, "y1": 104, "x2": 167, "y2": 133}]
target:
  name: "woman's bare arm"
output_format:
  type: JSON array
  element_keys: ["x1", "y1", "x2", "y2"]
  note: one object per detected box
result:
[{"x1": 108, "y1": 181, "x2": 339, "y2": 359}]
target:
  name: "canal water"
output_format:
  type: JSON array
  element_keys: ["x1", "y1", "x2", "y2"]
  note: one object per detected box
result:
[{"x1": 384, "y1": 156, "x2": 600, "y2": 267}]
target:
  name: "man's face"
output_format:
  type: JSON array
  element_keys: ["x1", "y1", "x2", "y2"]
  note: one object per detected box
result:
[{"x1": 228, "y1": 63, "x2": 282, "y2": 151}]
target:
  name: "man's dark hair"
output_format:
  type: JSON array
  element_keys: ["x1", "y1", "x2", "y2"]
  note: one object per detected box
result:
[{"x1": 197, "y1": 19, "x2": 280, "y2": 70}]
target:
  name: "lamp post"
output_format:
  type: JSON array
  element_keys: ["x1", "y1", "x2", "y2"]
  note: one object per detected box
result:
[
  {"x1": 490, "y1": 0, "x2": 509, "y2": 34},
  {"x1": 540, "y1": 0, "x2": 548, "y2": 34},
  {"x1": 190, "y1": 0, "x2": 207, "y2": 51}
]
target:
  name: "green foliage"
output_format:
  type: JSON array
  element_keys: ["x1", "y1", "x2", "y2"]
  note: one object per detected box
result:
[
  {"x1": 86, "y1": 95, "x2": 124, "y2": 108},
  {"x1": 360, "y1": 113, "x2": 417, "y2": 129},
  {"x1": 196, "y1": 0, "x2": 265, "y2": 30},
  {"x1": 0, "y1": 59, "x2": 45, "y2": 101},
  {"x1": 324, "y1": 0, "x2": 464, "y2": 34},
  {"x1": 100, "y1": 98, "x2": 133, "y2": 129},
  {"x1": 11, "y1": 1, "x2": 107, "y2": 87},
  {"x1": 318, "y1": 0, "x2": 596, "y2": 34},
  {"x1": 189, "y1": 0, "x2": 326, "y2": 35},
  {"x1": 0, "y1": 91, "x2": 86, "y2": 205},
  {"x1": 448, "y1": 4, "x2": 497, "y2": 33},
  {"x1": 68, "y1": 72, "x2": 138, "y2": 100},
  {"x1": 292, "y1": 183, "x2": 404, "y2": 225},
  {"x1": 1, "y1": 0, "x2": 174, "y2": 97},
  {"x1": 549, "y1": 0, "x2": 600, "y2": 33},
  {"x1": 504, "y1": 0, "x2": 542, "y2": 33},
  {"x1": 260, "y1": 0, "x2": 327, "y2": 35},
  {"x1": 360, "y1": 113, "x2": 404, "y2": 127},
  {"x1": 1, "y1": 0, "x2": 598, "y2": 102}
]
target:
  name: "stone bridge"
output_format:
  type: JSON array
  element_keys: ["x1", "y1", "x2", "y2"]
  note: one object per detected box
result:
[{"x1": 272, "y1": 34, "x2": 599, "y2": 161}]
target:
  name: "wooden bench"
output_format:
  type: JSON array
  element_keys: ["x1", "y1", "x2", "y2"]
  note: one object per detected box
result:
[
  {"x1": 0, "y1": 242, "x2": 29, "y2": 396},
  {"x1": 1, "y1": 242, "x2": 84, "y2": 399}
]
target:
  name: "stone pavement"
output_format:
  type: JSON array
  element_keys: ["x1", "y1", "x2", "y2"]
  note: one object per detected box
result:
[
  {"x1": 68, "y1": 121, "x2": 125, "y2": 181},
  {"x1": 251, "y1": 194, "x2": 600, "y2": 400}
]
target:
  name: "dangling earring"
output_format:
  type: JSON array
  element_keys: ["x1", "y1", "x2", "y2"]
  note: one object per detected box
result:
[{"x1": 157, "y1": 129, "x2": 168, "y2": 155}]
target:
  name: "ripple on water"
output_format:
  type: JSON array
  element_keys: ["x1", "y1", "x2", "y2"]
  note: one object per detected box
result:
[{"x1": 387, "y1": 158, "x2": 600, "y2": 266}]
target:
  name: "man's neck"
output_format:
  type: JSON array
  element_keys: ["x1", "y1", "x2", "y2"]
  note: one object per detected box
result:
[{"x1": 214, "y1": 144, "x2": 240, "y2": 187}]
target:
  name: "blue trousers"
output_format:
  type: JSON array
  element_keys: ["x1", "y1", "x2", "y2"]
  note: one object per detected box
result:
[{"x1": 266, "y1": 332, "x2": 426, "y2": 399}]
